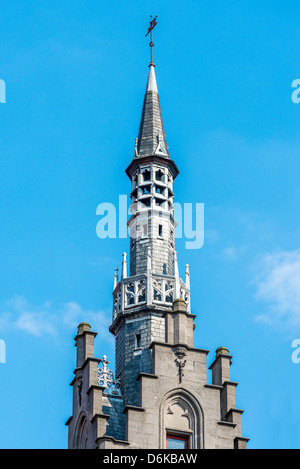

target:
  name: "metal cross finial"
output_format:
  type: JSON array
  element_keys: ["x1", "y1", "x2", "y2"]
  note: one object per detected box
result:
[{"x1": 145, "y1": 15, "x2": 158, "y2": 67}]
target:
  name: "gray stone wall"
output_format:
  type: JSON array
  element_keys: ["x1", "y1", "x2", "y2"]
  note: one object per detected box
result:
[
  {"x1": 124, "y1": 338, "x2": 247, "y2": 449},
  {"x1": 67, "y1": 310, "x2": 248, "y2": 450},
  {"x1": 115, "y1": 313, "x2": 165, "y2": 406}
]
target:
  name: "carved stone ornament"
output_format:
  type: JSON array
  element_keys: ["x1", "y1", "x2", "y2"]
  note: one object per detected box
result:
[
  {"x1": 98, "y1": 355, "x2": 121, "y2": 397},
  {"x1": 173, "y1": 347, "x2": 187, "y2": 383},
  {"x1": 173, "y1": 347, "x2": 187, "y2": 360}
]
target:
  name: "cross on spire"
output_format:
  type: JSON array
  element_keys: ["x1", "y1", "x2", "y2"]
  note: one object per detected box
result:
[{"x1": 145, "y1": 15, "x2": 158, "y2": 67}]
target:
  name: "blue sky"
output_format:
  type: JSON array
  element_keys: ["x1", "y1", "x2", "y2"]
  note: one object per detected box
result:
[{"x1": 0, "y1": 0, "x2": 300, "y2": 449}]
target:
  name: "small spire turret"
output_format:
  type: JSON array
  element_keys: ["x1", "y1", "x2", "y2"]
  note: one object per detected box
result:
[
  {"x1": 113, "y1": 268, "x2": 119, "y2": 290},
  {"x1": 121, "y1": 253, "x2": 127, "y2": 279}
]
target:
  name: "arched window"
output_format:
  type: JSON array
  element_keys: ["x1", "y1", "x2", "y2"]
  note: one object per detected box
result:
[
  {"x1": 142, "y1": 169, "x2": 151, "y2": 182},
  {"x1": 74, "y1": 414, "x2": 88, "y2": 449},
  {"x1": 160, "y1": 390, "x2": 204, "y2": 449},
  {"x1": 155, "y1": 169, "x2": 164, "y2": 182}
]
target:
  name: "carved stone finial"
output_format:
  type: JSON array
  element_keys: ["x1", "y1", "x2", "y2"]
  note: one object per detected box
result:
[
  {"x1": 122, "y1": 252, "x2": 127, "y2": 279},
  {"x1": 216, "y1": 347, "x2": 229, "y2": 357},
  {"x1": 114, "y1": 267, "x2": 119, "y2": 289},
  {"x1": 98, "y1": 355, "x2": 121, "y2": 396},
  {"x1": 77, "y1": 322, "x2": 91, "y2": 335},
  {"x1": 134, "y1": 138, "x2": 139, "y2": 158},
  {"x1": 185, "y1": 264, "x2": 190, "y2": 290}
]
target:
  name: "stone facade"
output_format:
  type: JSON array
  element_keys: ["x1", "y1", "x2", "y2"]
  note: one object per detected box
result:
[
  {"x1": 66, "y1": 301, "x2": 249, "y2": 449},
  {"x1": 66, "y1": 62, "x2": 249, "y2": 450}
]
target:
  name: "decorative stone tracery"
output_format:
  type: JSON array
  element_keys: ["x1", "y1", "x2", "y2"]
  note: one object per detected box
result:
[
  {"x1": 112, "y1": 273, "x2": 190, "y2": 321},
  {"x1": 160, "y1": 390, "x2": 204, "y2": 449},
  {"x1": 98, "y1": 355, "x2": 121, "y2": 396}
]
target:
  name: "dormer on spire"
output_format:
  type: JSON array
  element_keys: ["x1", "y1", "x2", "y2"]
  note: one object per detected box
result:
[{"x1": 155, "y1": 133, "x2": 168, "y2": 156}]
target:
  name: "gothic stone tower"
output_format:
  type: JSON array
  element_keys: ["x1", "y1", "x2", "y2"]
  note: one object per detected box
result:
[{"x1": 66, "y1": 60, "x2": 249, "y2": 450}]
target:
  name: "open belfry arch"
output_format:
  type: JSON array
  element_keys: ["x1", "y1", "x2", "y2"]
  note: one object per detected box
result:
[{"x1": 66, "y1": 17, "x2": 249, "y2": 450}]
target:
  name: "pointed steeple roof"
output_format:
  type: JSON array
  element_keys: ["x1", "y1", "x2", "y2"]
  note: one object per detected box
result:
[{"x1": 135, "y1": 65, "x2": 169, "y2": 159}]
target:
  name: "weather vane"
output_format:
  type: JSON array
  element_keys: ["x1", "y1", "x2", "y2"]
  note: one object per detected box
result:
[{"x1": 145, "y1": 15, "x2": 158, "y2": 67}]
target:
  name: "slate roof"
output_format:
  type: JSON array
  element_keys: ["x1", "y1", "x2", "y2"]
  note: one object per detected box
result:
[{"x1": 136, "y1": 65, "x2": 169, "y2": 159}]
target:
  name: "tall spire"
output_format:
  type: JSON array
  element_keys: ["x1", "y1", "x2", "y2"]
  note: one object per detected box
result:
[
  {"x1": 135, "y1": 65, "x2": 169, "y2": 159},
  {"x1": 132, "y1": 16, "x2": 169, "y2": 160}
]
